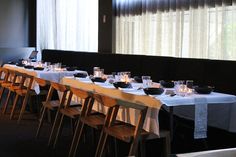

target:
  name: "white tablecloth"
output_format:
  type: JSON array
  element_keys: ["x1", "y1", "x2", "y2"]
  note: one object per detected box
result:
[
  {"x1": 3, "y1": 64, "x2": 87, "y2": 94},
  {"x1": 61, "y1": 77, "x2": 236, "y2": 137}
]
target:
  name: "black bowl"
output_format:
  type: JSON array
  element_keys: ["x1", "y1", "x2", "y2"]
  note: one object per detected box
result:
[
  {"x1": 91, "y1": 77, "x2": 106, "y2": 83},
  {"x1": 143, "y1": 87, "x2": 164, "y2": 95},
  {"x1": 16, "y1": 63, "x2": 25, "y2": 67},
  {"x1": 73, "y1": 72, "x2": 88, "y2": 78},
  {"x1": 66, "y1": 67, "x2": 77, "y2": 71},
  {"x1": 8, "y1": 61, "x2": 15, "y2": 65},
  {"x1": 133, "y1": 76, "x2": 142, "y2": 83},
  {"x1": 194, "y1": 86, "x2": 214, "y2": 94},
  {"x1": 24, "y1": 65, "x2": 34, "y2": 69},
  {"x1": 160, "y1": 80, "x2": 174, "y2": 88},
  {"x1": 33, "y1": 67, "x2": 44, "y2": 71},
  {"x1": 113, "y1": 82, "x2": 132, "y2": 89}
]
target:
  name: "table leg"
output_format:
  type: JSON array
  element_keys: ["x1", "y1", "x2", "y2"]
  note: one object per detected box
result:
[{"x1": 169, "y1": 106, "x2": 174, "y2": 142}]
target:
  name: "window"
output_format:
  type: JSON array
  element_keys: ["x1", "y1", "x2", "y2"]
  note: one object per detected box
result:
[
  {"x1": 115, "y1": 0, "x2": 236, "y2": 61},
  {"x1": 37, "y1": 0, "x2": 98, "y2": 53}
]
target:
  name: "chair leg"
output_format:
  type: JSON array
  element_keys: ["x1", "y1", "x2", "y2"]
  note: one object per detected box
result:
[
  {"x1": 163, "y1": 135, "x2": 171, "y2": 157},
  {"x1": 10, "y1": 94, "x2": 19, "y2": 120},
  {"x1": 140, "y1": 138, "x2": 146, "y2": 157},
  {"x1": 129, "y1": 136, "x2": 140, "y2": 156},
  {"x1": 35, "y1": 107, "x2": 47, "y2": 139},
  {"x1": 17, "y1": 95, "x2": 30, "y2": 124},
  {"x1": 95, "y1": 131, "x2": 108, "y2": 157},
  {"x1": 53, "y1": 114, "x2": 65, "y2": 149},
  {"x1": 47, "y1": 109, "x2": 52, "y2": 123},
  {"x1": 68, "y1": 121, "x2": 85, "y2": 157},
  {"x1": 2, "y1": 90, "x2": 12, "y2": 114},
  {"x1": 0, "y1": 87, "x2": 5, "y2": 105},
  {"x1": 48, "y1": 111, "x2": 61, "y2": 146}
]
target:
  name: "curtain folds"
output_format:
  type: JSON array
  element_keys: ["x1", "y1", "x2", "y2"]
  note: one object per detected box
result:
[
  {"x1": 115, "y1": 0, "x2": 236, "y2": 60},
  {"x1": 37, "y1": 0, "x2": 98, "y2": 53}
]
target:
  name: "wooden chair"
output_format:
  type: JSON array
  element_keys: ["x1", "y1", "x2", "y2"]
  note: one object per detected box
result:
[
  {"x1": 0, "y1": 67, "x2": 8, "y2": 84},
  {"x1": 0, "y1": 67, "x2": 8, "y2": 108},
  {"x1": 35, "y1": 81, "x2": 69, "y2": 139},
  {"x1": 93, "y1": 99, "x2": 148, "y2": 157},
  {"x1": 9, "y1": 72, "x2": 36, "y2": 123},
  {"x1": 1, "y1": 69, "x2": 22, "y2": 114},
  {"x1": 50, "y1": 87, "x2": 93, "y2": 149},
  {"x1": 35, "y1": 81, "x2": 80, "y2": 142},
  {"x1": 68, "y1": 93, "x2": 119, "y2": 157},
  {"x1": 33, "y1": 77, "x2": 51, "y2": 117},
  {"x1": 95, "y1": 99, "x2": 171, "y2": 157}
]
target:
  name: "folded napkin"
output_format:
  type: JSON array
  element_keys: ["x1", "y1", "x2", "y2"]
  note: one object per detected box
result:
[{"x1": 194, "y1": 97, "x2": 208, "y2": 139}]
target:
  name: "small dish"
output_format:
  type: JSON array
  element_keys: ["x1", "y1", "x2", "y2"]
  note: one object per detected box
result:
[
  {"x1": 24, "y1": 65, "x2": 34, "y2": 69},
  {"x1": 33, "y1": 67, "x2": 44, "y2": 71},
  {"x1": 91, "y1": 77, "x2": 106, "y2": 83},
  {"x1": 133, "y1": 76, "x2": 142, "y2": 83},
  {"x1": 8, "y1": 61, "x2": 15, "y2": 65},
  {"x1": 66, "y1": 67, "x2": 77, "y2": 71},
  {"x1": 16, "y1": 63, "x2": 24, "y2": 67},
  {"x1": 73, "y1": 73, "x2": 88, "y2": 78},
  {"x1": 194, "y1": 85, "x2": 214, "y2": 94},
  {"x1": 159, "y1": 80, "x2": 174, "y2": 88},
  {"x1": 143, "y1": 87, "x2": 164, "y2": 95},
  {"x1": 113, "y1": 82, "x2": 132, "y2": 89}
]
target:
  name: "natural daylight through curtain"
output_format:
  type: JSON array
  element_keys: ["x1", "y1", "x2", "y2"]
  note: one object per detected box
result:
[
  {"x1": 115, "y1": 0, "x2": 236, "y2": 60},
  {"x1": 37, "y1": 0, "x2": 98, "y2": 53}
]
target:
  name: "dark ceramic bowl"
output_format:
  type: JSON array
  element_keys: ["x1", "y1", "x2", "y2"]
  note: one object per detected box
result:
[
  {"x1": 91, "y1": 77, "x2": 106, "y2": 83},
  {"x1": 113, "y1": 82, "x2": 132, "y2": 88},
  {"x1": 160, "y1": 80, "x2": 174, "y2": 88},
  {"x1": 24, "y1": 65, "x2": 34, "y2": 69},
  {"x1": 66, "y1": 67, "x2": 77, "y2": 71},
  {"x1": 73, "y1": 73, "x2": 88, "y2": 78},
  {"x1": 133, "y1": 76, "x2": 142, "y2": 83},
  {"x1": 143, "y1": 87, "x2": 164, "y2": 95},
  {"x1": 33, "y1": 67, "x2": 44, "y2": 71},
  {"x1": 194, "y1": 86, "x2": 214, "y2": 94},
  {"x1": 8, "y1": 61, "x2": 15, "y2": 65},
  {"x1": 16, "y1": 63, "x2": 25, "y2": 67}
]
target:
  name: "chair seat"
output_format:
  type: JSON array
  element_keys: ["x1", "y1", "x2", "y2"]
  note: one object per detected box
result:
[
  {"x1": 81, "y1": 113, "x2": 106, "y2": 129},
  {"x1": 15, "y1": 88, "x2": 36, "y2": 96},
  {"x1": 8, "y1": 85, "x2": 25, "y2": 92},
  {"x1": 0, "y1": 79, "x2": 5, "y2": 84},
  {"x1": 104, "y1": 124, "x2": 149, "y2": 143},
  {"x1": 1, "y1": 82, "x2": 13, "y2": 88},
  {"x1": 60, "y1": 106, "x2": 82, "y2": 118},
  {"x1": 42, "y1": 100, "x2": 60, "y2": 110}
]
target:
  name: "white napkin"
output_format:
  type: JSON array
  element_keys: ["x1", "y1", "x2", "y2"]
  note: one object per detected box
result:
[{"x1": 194, "y1": 97, "x2": 208, "y2": 139}]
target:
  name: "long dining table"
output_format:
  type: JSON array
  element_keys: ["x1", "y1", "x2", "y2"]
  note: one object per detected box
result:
[
  {"x1": 3, "y1": 64, "x2": 87, "y2": 94},
  {"x1": 61, "y1": 76, "x2": 236, "y2": 139},
  {"x1": 3, "y1": 64, "x2": 236, "y2": 139}
]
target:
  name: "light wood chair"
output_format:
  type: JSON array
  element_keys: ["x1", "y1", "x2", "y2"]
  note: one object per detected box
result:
[
  {"x1": 0, "y1": 67, "x2": 9, "y2": 109},
  {"x1": 68, "y1": 93, "x2": 119, "y2": 157},
  {"x1": 33, "y1": 77, "x2": 51, "y2": 117},
  {"x1": 1, "y1": 69, "x2": 22, "y2": 114},
  {"x1": 35, "y1": 81, "x2": 70, "y2": 139},
  {"x1": 9, "y1": 72, "x2": 35, "y2": 123},
  {"x1": 50, "y1": 86, "x2": 93, "y2": 149},
  {"x1": 95, "y1": 99, "x2": 171, "y2": 157}
]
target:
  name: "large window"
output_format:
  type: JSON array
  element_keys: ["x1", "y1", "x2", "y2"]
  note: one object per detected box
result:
[
  {"x1": 37, "y1": 0, "x2": 98, "y2": 53},
  {"x1": 115, "y1": 0, "x2": 236, "y2": 60}
]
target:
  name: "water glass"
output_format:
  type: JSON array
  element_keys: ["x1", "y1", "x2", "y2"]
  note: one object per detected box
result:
[
  {"x1": 174, "y1": 80, "x2": 184, "y2": 95},
  {"x1": 186, "y1": 80, "x2": 194, "y2": 89},
  {"x1": 142, "y1": 76, "x2": 152, "y2": 88},
  {"x1": 93, "y1": 67, "x2": 101, "y2": 77}
]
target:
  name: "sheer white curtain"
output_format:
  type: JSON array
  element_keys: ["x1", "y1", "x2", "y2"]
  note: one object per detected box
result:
[
  {"x1": 115, "y1": 0, "x2": 236, "y2": 60},
  {"x1": 37, "y1": 0, "x2": 98, "y2": 54}
]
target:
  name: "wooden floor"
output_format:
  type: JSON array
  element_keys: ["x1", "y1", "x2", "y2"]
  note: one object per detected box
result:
[{"x1": 0, "y1": 104, "x2": 236, "y2": 157}]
